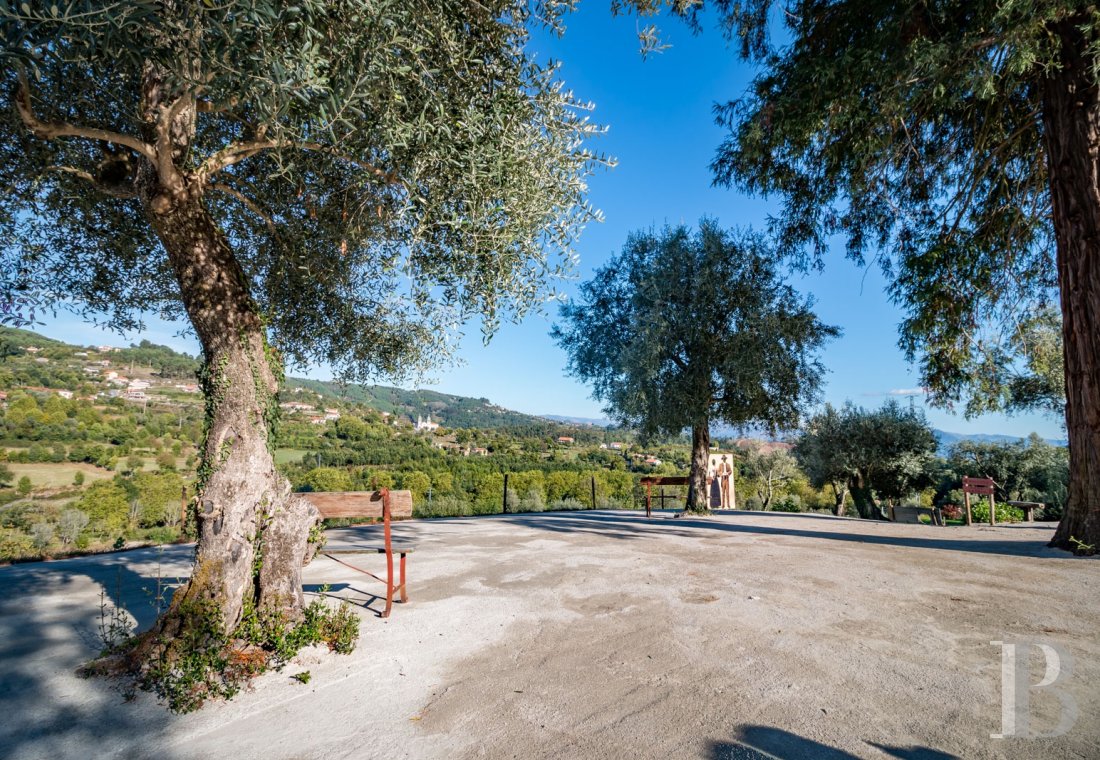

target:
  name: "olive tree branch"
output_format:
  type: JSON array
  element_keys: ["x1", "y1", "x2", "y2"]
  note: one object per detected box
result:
[
  {"x1": 44, "y1": 164, "x2": 137, "y2": 199},
  {"x1": 14, "y1": 69, "x2": 156, "y2": 162},
  {"x1": 210, "y1": 182, "x2": 276, "y2": 234},
  {"x1": 196, "y1": 138, "x2": 399, "y2": 185}
]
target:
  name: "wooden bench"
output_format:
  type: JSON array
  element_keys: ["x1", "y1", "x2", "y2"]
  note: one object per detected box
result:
[
  {"x1": 639, "y1": 476, "x2": 690, "y2": 518},
  {"x1": 301, "y1": 489, "x2": 414, "y2": 618},
  {"x1": 1006, "y1": 500, "x2": 1043, "y2": 522}
]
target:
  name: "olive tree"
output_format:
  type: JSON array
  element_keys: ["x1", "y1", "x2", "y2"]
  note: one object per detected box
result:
[
  {"x1": 0, "y1": 1, "x2": 604, "y2": 661},
  {"x1": 795, "y1": 401, "x2": 938, "y2": 518},
  {"x1": 553, "y1": 220, "x2": 837, "y2": 512},
  {"x1": 741, "y1": 447, "x2": 798, "y2": 511},
  {"x1": 791, "y1": 403, "x2": 853, "y2": 515}
]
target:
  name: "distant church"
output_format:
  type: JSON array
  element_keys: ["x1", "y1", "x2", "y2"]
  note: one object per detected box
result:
[{"x1": 416, "y1": 413, "x2": 440, "y2": 432}]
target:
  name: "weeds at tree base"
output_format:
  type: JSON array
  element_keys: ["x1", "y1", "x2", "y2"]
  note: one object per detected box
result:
[
  {"x1": 82, "y1": 596, "x2": 360, "y2": 713},
  {"x1": 1069, "y1": 536, "x2": 1096, "y2": 556}
]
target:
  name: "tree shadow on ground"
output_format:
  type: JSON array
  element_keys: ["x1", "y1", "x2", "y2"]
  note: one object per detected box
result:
[
  {"x1": 495, "y1": 510, "x2": 1068, "y2": 559},
  {"x1": 303, "y1": 581, "x2": 392, "y2": 618},
  {"x1": 708, "y1": 725, "x2": 959, "y2": 759},
  {"x1": 0, "y1": 544, "x2": 194, "y2": 759}
]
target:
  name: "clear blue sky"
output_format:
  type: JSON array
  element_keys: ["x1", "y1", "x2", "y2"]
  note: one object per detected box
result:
[{"x1": 34, "y1": 6, "x2": 1063, "y2": 440}]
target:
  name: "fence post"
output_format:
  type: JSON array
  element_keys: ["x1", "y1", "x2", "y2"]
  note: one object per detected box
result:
[
  {"x1": 591, "y1": 476, "x2": 596, "y2": 510},
  {"x1": 502, "y1": 472, "x2": 509, "y2": 514}
]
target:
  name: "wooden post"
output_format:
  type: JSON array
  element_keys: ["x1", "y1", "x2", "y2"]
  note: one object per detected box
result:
[
  {"x1": 502, "y1": 473, "x2": 509, "y2": 514},
  {"x1": 989, "y1": 493, "x2": 995, "y2": 527},
  {"x1": 591, "y1": 476, "x2": 596, "y2": 510},
  {"x1": 963, "y1": 491, "x2": 972, "y2": 526},
  {"x1": 180, "y1": 485, "x2": 188, "y2": 534},
  {"x1": 646, "y1": 481, "x2": 652, "y2": 518}
]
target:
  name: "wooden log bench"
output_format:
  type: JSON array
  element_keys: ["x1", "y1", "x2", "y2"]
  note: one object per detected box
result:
[{"x1": 301, "y1": 489, "x2": 414, "y2": 618}]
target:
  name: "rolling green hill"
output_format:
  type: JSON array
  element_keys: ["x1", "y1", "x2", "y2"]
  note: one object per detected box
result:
[
  {"x1": 284, "y1": 378, "x2": 543, "y2": 428},
  {"x1": 0, "y1": 326, "x2": 544, "y2": 428}
]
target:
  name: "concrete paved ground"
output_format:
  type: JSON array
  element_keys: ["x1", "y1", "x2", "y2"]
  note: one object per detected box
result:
[{"x1": 0, "y1": 510, "x2": 1096, "y2": 760}]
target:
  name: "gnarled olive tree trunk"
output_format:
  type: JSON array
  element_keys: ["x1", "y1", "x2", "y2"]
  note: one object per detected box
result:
[
  {"x1": 1044, "y1": 17, "x2": 1100, "y2": 554},
  {"x1": 118, "y1": 65, "x2": 321, "y2": 658},
  {"x1": 138, "y1": 187, "x2": 318, "y2": 648},
  {"x1": 848, "y1": 472, "x2": 879, "y2": 520},
  {"x1": 831, "y1": 482, "x2": 848, "y2": 517}
]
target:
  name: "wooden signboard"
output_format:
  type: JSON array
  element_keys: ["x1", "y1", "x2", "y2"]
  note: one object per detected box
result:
[{"x1": 961, "y1": 477, "x2": 996, "y2": 526}]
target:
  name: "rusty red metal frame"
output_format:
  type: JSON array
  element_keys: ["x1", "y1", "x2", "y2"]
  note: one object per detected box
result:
[{"x1": 321, "y1": 488, "x2": 409, "y2": 618}]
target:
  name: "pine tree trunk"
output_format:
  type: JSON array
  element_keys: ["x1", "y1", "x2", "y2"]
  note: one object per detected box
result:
[
  {"x1": 685, "y1": 421, "x2": 710, "y2": 513},
  {"x1": 140, "y1": 190, "x2": 318, "y2": 648},
  {"x1": 1044, "y1": 17, "x2": 1100, "y2": 554}
]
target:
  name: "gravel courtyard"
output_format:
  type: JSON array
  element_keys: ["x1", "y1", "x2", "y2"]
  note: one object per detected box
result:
[{"x1": 0, "y1": 510, "x2": 1096, "y2": 760}]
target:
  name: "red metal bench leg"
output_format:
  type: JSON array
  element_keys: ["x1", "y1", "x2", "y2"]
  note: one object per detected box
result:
[
  {"x1": 399, "y1": 552, "x2": 408, "y2": 603},
  {"x1": 383, "y1": 488, "x2": 394, "y2": 618},
  {"x1": 383, "y1": 547, "x2": 394, "y2": 618}
]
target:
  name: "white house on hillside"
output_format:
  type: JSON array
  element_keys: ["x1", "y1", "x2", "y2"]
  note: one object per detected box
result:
[{"x1": 416, "y1": 414, "x2": 439, "y2": 432}]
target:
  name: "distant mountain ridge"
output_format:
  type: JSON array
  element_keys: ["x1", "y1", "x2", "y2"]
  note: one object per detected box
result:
[
  {"x1": 287, "y1": 377, "x2": 545, "y2": 428},
  {"x1": 933, "y1": 429, "x2": 1066, "y2": 455},
  {"x1": 540, "y1": 413, "x2": 613, "y2": 427}
]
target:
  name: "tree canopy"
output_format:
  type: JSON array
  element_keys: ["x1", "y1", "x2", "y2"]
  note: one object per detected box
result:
[
  {"x1": 795, "y1": 401, "x2": 937, "y2": 518},
  {"x1": 553, "y1": 219, "x2": 837, "y2": 510},
  {"x1": 0, "y1": 0, "x2": 606, "y2": 380},
  {"x1": 555, "y1": 220, "x2": 837, "y2": 439},
  {"x1": 0, "y1": 0, "x2": 616, "y2": 696},
  {"x1": 697, "y1": 0, "x2": 1073, "y2": 414}
]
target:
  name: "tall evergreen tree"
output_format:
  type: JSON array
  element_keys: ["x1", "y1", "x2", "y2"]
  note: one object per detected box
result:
[{"x1": 554, "y1": 220, "x2": 837, "y2": 512}]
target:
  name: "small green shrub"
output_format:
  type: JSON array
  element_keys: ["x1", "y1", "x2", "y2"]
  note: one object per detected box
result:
[
  {"x1": 413, "y1": 495, "x2": 469, "y2": 518},
  {"x1": 145, "y1": 526, "x2": 179, "y2": 544},
  {"x1": 137, "y1": 597, "x2": 360, "y2": 713},
  {"x1": 546, "y1": 497, "x2": 586, "y2": 512},
  {"x1": 970, "y1": 501, "x2": 1024, "y2": 523},
  {"x1": 772, "y1": 495, "x2": 802, "y2": 513}
]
